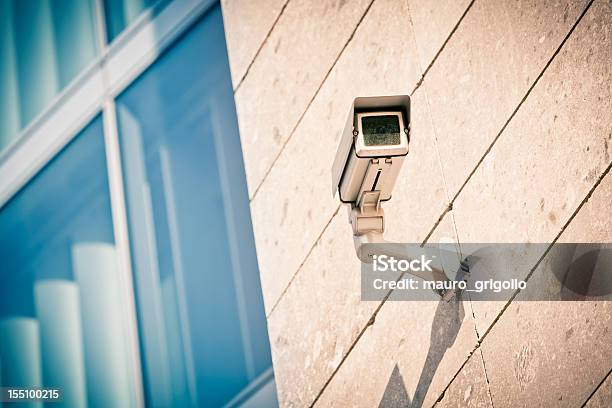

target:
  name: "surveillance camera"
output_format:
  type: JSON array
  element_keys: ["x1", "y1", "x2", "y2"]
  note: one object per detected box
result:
[
  {"x1": 331, "y1": 95, "x2": 410, "y2": 207},
  {"x1": 331, "y1": 95, "x2": 410, "y2": 234},
  {"x1": 331, "y1": 95, "x2": 468, "y2": 301}
]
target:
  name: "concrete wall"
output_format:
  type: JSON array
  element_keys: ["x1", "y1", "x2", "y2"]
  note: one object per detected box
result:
[{"x1": 221, "y1": 0, "x2": 612, "y2": 406}]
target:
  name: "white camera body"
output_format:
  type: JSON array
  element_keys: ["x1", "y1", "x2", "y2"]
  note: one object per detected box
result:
[{"x1": 332, "y1": 95, "x2": 410, "y2": 207}]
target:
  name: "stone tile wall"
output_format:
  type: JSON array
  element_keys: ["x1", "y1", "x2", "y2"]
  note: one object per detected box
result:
[{"x1": 221, "y1": 0, "x2": 612, "y2": 406}]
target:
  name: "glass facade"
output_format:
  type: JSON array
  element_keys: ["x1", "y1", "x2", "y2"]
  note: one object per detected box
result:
[
  {"x1": 117, "y1": 5, "x2": 273, "y2": 407},
  {"x1": 0, "y1": 1, "x2": 276, "y2": 407}
]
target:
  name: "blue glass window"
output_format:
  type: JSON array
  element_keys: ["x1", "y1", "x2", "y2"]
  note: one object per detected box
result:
[
  {"x1": 116, "y1": 4, "x2": 275, "y2": 407},
  {"x1": 0, "y1": 116, "x2": 140, "y2": 407}
]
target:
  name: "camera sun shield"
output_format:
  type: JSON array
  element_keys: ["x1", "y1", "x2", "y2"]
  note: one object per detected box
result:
[{"x1": 331, "y1": 95, "x2": 411, "y2": 205}]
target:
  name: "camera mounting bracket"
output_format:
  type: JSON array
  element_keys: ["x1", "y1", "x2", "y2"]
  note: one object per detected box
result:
[
  {"x1": 348, "y1": 199, "x2": 469, "y2": 302},
  {"x1": 349, "y1": 190, "x2": 384, "y2": 236}
]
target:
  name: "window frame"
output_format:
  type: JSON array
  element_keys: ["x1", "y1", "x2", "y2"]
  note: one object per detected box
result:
[
  {"x1": 0, "y1": 0, "x2": 217, "y2": 205},
  {"x1": 0, "y1": 1, "x2": 219, "y2": 407}
]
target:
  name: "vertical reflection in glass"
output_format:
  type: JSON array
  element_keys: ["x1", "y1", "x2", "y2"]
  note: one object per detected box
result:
[
  {"x1": 117, "y1": 5, "x2": 276, "y2": 407},
  {"x1": 118, "y1": 104, "x2": 174, "y2": 406},
  {"x1": 13, "y1": 0, "x2": 60, "y2": 127},
  {"x1": 34, "y1": 280, "x2": 87, "y2": 407},
  {"x1": 0, "y1": 318, "x2": 42, "y2": 408},
  {"x1": 51, "y1": 0, "x2": 98, "y2": 88},
  {"x1": 72, "y1": 242, "x2": 133, "y2": 407},
  {"x1": 103, "y1": 0, "x2": 158, "y2": 42},
  {"x1": 0, "y1": 0, "x2": 20, "y2": 149}
]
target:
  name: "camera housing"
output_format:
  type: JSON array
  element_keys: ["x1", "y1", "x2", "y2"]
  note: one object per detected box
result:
[{"x1": 331, "y1": 95, "x2": 410, "y2": 208}]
